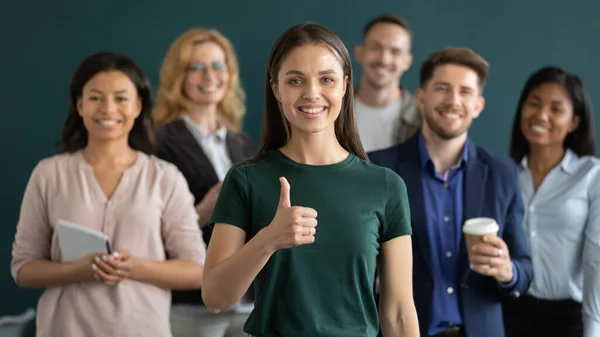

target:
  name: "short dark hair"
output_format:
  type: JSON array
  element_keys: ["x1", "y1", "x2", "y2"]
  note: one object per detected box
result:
[
  {"x1": 509, "y1": 66, "x2": 595, "y2": 162},
  {"x1": 420, "y1": 47, "x2": 489, "y2": 90},
  {"x1": 362, "y1": 14, "x2": 412, "y2": 40},
  {"x1": 58, "y1": 52, "x2": 154, "y2": 154}
]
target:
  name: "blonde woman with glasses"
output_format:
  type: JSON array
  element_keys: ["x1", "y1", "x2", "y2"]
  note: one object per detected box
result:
[{"x1": 153, "y1": 28, "x2": 255, "y2": 337}]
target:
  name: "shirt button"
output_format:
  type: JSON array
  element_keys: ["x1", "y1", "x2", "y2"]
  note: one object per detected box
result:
[
  {"x1": 447, "y1": 287, "x2": 454, "y2": 294},
  {"x1": 443, "y1": 216, "x2": 449, "y2": 222},
  {"x1": 446, "y1": 251, "x2": 452, "y2": 258},
  {"x1": 531, "y1": 231, "x2": 536, "y2": 237},
  {"x1": 529, "y1": 205, "x2": 535, "y2": 212}
]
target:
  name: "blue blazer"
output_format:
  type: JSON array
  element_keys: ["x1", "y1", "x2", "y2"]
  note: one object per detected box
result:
[{"x1": 369, "y1": 134, "x2": 533, "y2": 337}]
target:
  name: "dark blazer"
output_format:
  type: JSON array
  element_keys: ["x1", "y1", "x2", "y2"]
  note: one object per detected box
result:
[
  {"x1": 155, "y1": 119, "x2": 255, "y2": 305},
  {"x1": 368, "y1": 134, "x2": 533, "y2": 337}
]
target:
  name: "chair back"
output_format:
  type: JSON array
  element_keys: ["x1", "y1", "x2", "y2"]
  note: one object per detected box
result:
[{"x1": 0, "y1": 308, "x2": 35, "y2": 337}]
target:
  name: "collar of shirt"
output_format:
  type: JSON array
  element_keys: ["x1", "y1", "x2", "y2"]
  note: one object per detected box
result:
[
  {"x1": 182, "y1": 114, "x2": 228, "y2": 142},
  {"x1": 417, "y1": 131, "x2": 469, "y2": 173},
  {"x1": 520, "y1": 148, "x2": 577, "y2": 176}
]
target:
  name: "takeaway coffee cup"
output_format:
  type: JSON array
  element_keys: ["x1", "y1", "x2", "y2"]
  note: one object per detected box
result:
[{"x1": 462, "y1": 217, "x2": 499, "y2": 259}]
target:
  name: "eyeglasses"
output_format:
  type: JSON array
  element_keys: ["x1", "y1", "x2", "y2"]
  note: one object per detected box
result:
[{"x1": 188, "y1": 61, "x2": 228, "y2": 75}]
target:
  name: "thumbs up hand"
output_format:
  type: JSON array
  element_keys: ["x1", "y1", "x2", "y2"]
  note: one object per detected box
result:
[{"x1": 264, "y1": 177, "x2": 318, "y2": 251}]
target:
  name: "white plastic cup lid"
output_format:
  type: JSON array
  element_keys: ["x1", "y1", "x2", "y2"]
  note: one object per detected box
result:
[{"x1": 462, "y1": 217, "x2": 499, "y2": 235}]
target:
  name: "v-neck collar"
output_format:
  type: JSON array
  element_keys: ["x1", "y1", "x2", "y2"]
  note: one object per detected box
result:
[{"x1": 76, "y1": 150, "x2": 144, "y2": 203}]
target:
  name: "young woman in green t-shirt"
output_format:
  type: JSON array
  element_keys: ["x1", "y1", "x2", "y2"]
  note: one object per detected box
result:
[{"x1": 201, "y1": 22, "x2": 419, "y2": 337}]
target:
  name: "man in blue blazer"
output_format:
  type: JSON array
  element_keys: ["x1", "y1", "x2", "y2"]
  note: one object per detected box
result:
[{"x1": 369, "y1": 47, "x2": 533, "y2": 337}]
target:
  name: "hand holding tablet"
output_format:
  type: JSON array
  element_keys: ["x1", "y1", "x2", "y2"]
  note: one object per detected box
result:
[{"x1": 56, "y1": 219, "x2": 111, "y2": 261}]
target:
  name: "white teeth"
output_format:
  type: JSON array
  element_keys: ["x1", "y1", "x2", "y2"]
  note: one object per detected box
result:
[
  {"x1": 531, "y1": 125, "x2": 548, "y2": 133},
  {"x1": 299, "y1": 107, "x2": 326, "y2": 114},
  {"x1": 96, "y1": 120, "x2": 119, "y2": 126},
  {"x1": 441, "y1": 112, "x2": 460, "y2": 120},
  {"x1": 198, "y1": 85, "x2": 218, "y2": 93},
  {"x1": 373, "y1": 67, "x2": 389, "y2": 74}
]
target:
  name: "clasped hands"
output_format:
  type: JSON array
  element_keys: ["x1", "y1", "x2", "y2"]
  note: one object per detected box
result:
[
  {"x1": 87, "y1": 250, "x2": 135, "y2": 285},
  {"x1": 468, "y1": 235, "x2": 514, "y2": 284}
]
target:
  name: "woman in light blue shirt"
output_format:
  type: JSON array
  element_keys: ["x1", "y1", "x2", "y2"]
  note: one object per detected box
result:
[{"x1": 503, "y1": 66, "x2": 600, "y2": 337}]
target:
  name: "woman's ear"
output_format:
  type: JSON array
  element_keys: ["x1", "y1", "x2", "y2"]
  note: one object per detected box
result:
[
  {"x1": 77, "y1": 98, "x2": 83, "y2": 116},
  {"x1": 270, "y1": 79, "x2": 281, "y2": 102},
  {"x1": 570, "y1": 115, "x2": 581, "y2": 132}
]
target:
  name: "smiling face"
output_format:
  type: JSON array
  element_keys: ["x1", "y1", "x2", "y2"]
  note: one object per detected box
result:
[
  {"x1": 417, "y1": 64, "x2": 485, "y2": 140},
  {"x1": 520, "y1": 81, "x2": 580, "y2": 149},
  {"x1": 77, "y1": 70, "x2": 141, "y2": 143},
  {"x1": 355, "y1": 22, "x2": 412, "y2": 89},
  {"x1": 271, "y1": 44, "x2": 348, "y2": 136},
  {"x1": 183, "y1": 41, "x2": 230, "y2": 106}
]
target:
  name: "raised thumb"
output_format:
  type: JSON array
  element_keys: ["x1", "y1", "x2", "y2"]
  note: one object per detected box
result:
[{"x1": 278, "y1": 177, "x2": 291, "y2": 208}]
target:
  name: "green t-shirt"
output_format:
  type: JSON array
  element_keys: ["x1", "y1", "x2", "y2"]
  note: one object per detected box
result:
[{"x1": 210, "y1": 150, "x2": 412, "y2": 337}]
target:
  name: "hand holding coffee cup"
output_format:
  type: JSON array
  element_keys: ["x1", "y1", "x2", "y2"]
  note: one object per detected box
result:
[{"x1": 463, "y1": 217, "x2": 514, "y2": 283}]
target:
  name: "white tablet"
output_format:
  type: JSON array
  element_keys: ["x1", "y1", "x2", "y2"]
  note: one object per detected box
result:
[{"x1": 56, "y1": 219, "x2": 111, "y2": 262}]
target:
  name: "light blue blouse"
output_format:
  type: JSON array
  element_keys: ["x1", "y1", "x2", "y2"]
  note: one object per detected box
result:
[{"x1": 520, "y1": 149, "x2": 600, "y2": 336}]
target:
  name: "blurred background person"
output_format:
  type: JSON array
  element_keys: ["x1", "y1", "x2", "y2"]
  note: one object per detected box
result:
[
  {"x1": 354, "y1": 14, "x2": 420, "y2": 152},
  {"x1": 153, "y1": 28, "x2": 254, "y2": 337},
  {"x1": 504, "y1": 66, "x2": 600, "y2": 337},
  {"x1": 10, "y1": 52, "x2": 206, "y2": 337}
]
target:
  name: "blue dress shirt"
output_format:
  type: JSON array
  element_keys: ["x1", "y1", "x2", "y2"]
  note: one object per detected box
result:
[{"x1": 418, "y1": 134, "x2": 517, "y2": 336}]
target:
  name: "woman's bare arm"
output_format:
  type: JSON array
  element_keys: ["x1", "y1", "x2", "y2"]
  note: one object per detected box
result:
[
  {"x1": 106, "y1": 251, "x2": 204, "y2": 290},
  {"x1": 379, "y1": 235, "x2": 420, "y2": 337},
  {"x1": 16, "y1": 258, "x2": 95, "y2": 288},
  {"x1": 201, "y1": 224, "x2": 275, "y2": 312}
]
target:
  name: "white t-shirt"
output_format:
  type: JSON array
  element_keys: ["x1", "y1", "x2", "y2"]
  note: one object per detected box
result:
[{"x1": 354, "y1": 97, "x2": 403, "y2": 153}]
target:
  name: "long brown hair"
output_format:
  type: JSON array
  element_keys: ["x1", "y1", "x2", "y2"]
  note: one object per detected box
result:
[
  {"x1": 153, "y1": 28, "x2": 246, "y2": 132},
  {"x1": 256, "y1": 22, "x2": 367, "y2": 161}
]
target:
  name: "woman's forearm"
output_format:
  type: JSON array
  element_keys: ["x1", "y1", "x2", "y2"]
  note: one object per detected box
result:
[
  {"x1": 380, "y1": 314, "x2": 420, "y2": 337},
  {"x1": 17, "y1": 259, "x2": 90, "y2": 288},
  {"x1": 195, "y1": 201, "x2": 212, "y2": 229},
  {"x1": 380, "y1": 306, "x2": 420, "y2": 337},
  {"x1": 130, "y1": 259, "x2": 203, "y2": 290},
  {"x1": 202, "y1": 229, "x2": 274, "y2": 313}
]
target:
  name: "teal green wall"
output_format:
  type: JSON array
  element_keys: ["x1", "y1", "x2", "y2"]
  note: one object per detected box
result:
[{"x1": 1, "y1": 0, "x2": 598, "y2": 333}]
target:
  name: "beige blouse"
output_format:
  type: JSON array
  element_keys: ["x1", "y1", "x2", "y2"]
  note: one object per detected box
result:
[{"x1": 11, "y1": 151, "x2": 206, "y2": 337}]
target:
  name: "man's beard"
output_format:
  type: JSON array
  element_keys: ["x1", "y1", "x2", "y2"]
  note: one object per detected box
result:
[
  {"x1": 365, "y1": 63, "x2": 396, "y2": 90},
  {"x1": 423, "y1": 106, "x2": 471, "y2": 140}
]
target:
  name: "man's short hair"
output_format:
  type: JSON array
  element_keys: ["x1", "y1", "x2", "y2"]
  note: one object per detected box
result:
[
  {"x1": 420, "y1": 47, "x2": 489, "y2": 90},
  {"x1": 362, "y1": 14, "x2": 413, "y2": 40}
]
